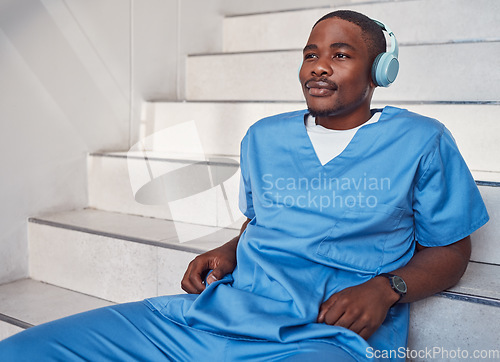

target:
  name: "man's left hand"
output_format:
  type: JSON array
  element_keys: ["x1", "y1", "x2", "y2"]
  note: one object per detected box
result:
[{"x1": 317, "y1": 276, "x2": 398, "y2": 340}]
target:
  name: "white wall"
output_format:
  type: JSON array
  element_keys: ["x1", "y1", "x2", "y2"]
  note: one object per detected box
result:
[
  {"x1": 0, "y1": 0, "x2": 173, "y2": 283},
  {"x1": 0, "y1": 0, "x2": 127, "y2": 282}
]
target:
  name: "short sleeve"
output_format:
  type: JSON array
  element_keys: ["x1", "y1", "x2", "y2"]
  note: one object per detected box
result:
[
  {"x1": 238, "y1": 132, "x2": 255, "y2": 219},
  {"x1": 413, "y1": 127, "x2": 489, "y2": 246}
]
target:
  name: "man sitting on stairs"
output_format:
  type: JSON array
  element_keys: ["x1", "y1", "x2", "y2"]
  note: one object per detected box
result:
[{"x1": 0, "y1": 10, "x2": 489, "y2": 362}]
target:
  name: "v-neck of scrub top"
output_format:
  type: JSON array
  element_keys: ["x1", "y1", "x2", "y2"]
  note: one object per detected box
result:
[
  {"x1": 297, "y1": 108, "x2": 385, "y2": 172},
  {"x1": 305, "y1": 111, "x2": 382, "y2": 166}
]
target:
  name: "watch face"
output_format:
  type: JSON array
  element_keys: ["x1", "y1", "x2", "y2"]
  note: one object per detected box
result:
[{"x1": 393, "y1": 276, "x2": 407, "y2": 294}]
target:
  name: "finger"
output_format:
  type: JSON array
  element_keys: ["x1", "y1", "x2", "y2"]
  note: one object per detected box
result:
[
  {"x1": 332, "y1": 312, "x2": 357, "y2": 330},
  {"x1": 207, "y1": 262, "x2": 233, "y2": 284},
  {"x1": 205, "y1": 268, "x2": 221, "y2": 285},
  {"x1": 181, "y1": 271, "x2": 204, "y2": 294},
  {"x1": 188, "y1": 267, "x2": 207, "y2": 294},
  {"x1": 180, "y1": 262, "x2": 196, "y2": 293},
  {"x1": 317, "y1": 303, "x2": 330, "y2": 323},
  {"x1": 350, "y1": 312, "x2": 383, "y2": 340},
  {"x1": 317, "y1": 297, "x2": 337, "y2": 323},
  {"x1": 357, "y1": 326, "x2": 374, "y2": 340},
  {"x1": 322, "y1": 303, "x2": 346, "y2": 326},
  {"x1": 346, "y1": 316, "x2": 370, "y2": 337},
  {"x1": 188, "y1": 275, "x2": 206, "y2": 294},
  {"x1": 181, "y1": 259, "x2": 207, "y2": 294}
]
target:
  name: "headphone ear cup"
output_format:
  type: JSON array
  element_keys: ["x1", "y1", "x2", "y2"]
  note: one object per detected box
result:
[{"x1": 372, "y1": 53, "x2": 399, "y2": 87}]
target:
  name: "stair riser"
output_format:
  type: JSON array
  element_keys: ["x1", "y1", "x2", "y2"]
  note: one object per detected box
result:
[
  {"x1": 28, "y1": 223, "x2": 197, "y2": 303},
  {"x1": 143, "y1": 102, "x2": 306, "y2": 156},
  {"x1": 0, "y1": 321, "x2": 24, "y2": 341},
  {"x1": 88, "y1": 155, "x2": 244, "y2": 228},
  {"x1": 186, "y1": 42, "x2": 500, "y2": 103},
  {"x1": 223, "y1": 0, "x2": 499, "y2": 52},
  {"x1": 472, "y1": 186, "x2": 500, "y2": 265},
  {"x1": 143, "y1": 102, "x2": 500, "y2": 172}
]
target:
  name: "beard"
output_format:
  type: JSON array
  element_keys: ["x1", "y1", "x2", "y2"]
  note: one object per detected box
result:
[
  {"x1": 308, "y1": 105, "x2": 344, "y2": 118},
  {"x1": 307, "y1": 86, "x2": 370, "y2": 118}
]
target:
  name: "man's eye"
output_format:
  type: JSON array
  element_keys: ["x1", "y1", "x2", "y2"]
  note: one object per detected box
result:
[
  {"x1": 335, "y1": 53, "x2": 349, "y2": 59},
  {"x1": 304, "y1": 53, "x2": 317, "y2": 60}
]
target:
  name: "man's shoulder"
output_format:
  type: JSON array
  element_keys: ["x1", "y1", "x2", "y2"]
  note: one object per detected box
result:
[{"x1": 381, "y1": 106, "x2": 446, "y2": 138}]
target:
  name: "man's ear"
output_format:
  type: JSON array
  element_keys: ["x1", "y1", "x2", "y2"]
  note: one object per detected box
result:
[
  {"x1": 368, "y1": 72, "x2": 378, "y2": 90},
  {"x1": 368, "y1": 64, "x2": 377, "y2": 88}
]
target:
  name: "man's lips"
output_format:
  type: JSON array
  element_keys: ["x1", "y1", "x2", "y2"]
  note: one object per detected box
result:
[{"x1": 305, "y1": 79, "x2": 338, "y2": 96}]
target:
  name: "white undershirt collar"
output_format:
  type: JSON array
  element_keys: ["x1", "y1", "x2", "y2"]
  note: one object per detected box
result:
[{"x1": 305, "y1": 111, "x2": 381, "y2": 165}]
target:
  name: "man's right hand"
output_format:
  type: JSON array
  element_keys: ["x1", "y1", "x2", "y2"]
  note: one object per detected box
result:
[
  {"x1": 180, "y1": 218, "x2": 250, "y2": 294},
  {"x1": 181, "y1": 239, "x2": 238, "y2": 294}
]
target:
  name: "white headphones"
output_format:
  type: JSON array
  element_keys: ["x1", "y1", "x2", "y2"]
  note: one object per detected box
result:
[{"x1": 371, "y1": 19, "x2": 399, "y2": 87}]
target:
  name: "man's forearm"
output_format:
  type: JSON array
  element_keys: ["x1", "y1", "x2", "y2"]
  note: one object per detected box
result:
[
  {"x1": 214, "y1": 218, "x2": 251, "y2": 254},
  {"x1": 379, "y1": 236, "x2": 471, "y2": 304}
]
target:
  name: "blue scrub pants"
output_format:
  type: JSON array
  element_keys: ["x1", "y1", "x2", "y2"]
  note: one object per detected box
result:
[{"x1": 0, "y1": 301, "x2": 358, "y2": 361}]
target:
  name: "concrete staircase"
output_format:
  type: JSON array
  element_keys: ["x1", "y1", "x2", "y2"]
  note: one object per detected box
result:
[{"x1": 2, "y1": 0, "x2": 500, "y2": 359}]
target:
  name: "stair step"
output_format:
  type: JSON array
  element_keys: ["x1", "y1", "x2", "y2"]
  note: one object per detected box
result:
[
  {"x1": 186, "y1": 42, "x2": 500, "y2": 103},
  {"x1": 87, "y1": 151, "x2": 500, "y2": 232},
  {"x1": 0, "y1": 279, "x2": 114, "y2": 340},
  {"x1": 141, "y1": 101, "x2": 306, "y2": 156},
  {"x1": 223, "y1": 8, "x2": 325, "y2": 53},
  {"x1": 28, "y1": 209, "x2": 239, "y2": 303},
  {"x1": 140, "y1": 101, "x2": 500, "y2": 173},
  {"x1": 27, "y1": 203, "x2": 499, "y2": 302},
  {"x1": 399, "y1": 104, "x2": 500, "y2": 173},
  {"x1": 29, "y1": 208, "x2": 238, "y2": 253},
  {"x1": 408, "y1": 294, "x2": 500, "y2": 358},
  {"x1": 223, "y1": 0, "x2": 499, "y2": 52},
  {"x1": 473, "y1": 171, "x2": 500, "y2": 183},
  {"x1": 471, "y1": 185, "x2": 500, "y2": 265},
  {"x1": 447, "y1": 261, "x2": 500, "y2": 301},
  {"x1": 88, "y1": 152, "x2": 244, "y2": 228},
  {"x1": 0, "y1": 322, "x2": 23, "y2": 342}
]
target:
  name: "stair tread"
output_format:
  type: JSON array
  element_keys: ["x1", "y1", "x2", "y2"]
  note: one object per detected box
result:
[
  {"x1": 0, "y1": 279, "x2": 114, "y2": 328},
  {"x1": 93, "y1": 151, "x2": 240, "y2": 164},
  {"x1": 472, "y1": 171, "x2": 500, "y2": 184},
  {"x1": 30, "y1": 208, "x2": 238, "y2": 254},
  {"x1": 92, "y1": 148, "x2": 500, "y2": 184},
  {"x1": 447, "y1": 262, "x2": 500, "y2": 302}
]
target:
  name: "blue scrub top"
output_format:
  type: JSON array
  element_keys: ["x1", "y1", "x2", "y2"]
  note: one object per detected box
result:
[{"x1": 147, "y1": 106, "x2": 489, "y2": 361}]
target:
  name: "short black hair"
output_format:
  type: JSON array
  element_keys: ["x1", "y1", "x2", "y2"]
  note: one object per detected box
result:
[{"x1": 313, "y1": 10, "x2": 386, "y2": 63}]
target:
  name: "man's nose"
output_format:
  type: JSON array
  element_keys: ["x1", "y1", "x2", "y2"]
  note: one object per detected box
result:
[{"x1": 312, "y1": 58, "x2": 332, "y2": 76}]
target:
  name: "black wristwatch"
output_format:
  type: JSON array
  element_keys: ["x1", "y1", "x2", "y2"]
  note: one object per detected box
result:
[{"x1": 378, "y1": 273, "x2": 407, "y2": 307}]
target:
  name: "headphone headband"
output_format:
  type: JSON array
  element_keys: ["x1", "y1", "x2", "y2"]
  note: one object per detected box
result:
[
  {"x1": 371, "y1": 18, "x2": 399, "y2": 87},
  {"x1": 372, "y1": 19, "x2": 398, "y2": 57}
]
